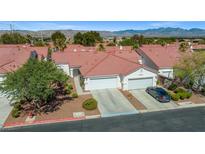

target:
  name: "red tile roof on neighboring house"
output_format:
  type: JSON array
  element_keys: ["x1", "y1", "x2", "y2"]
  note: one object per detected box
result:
[
  {"x1": 192, "y1": 44, "x2": 205, "y2": 49},
  {"x1": 0, "y1": 45, "x2": 48, "y2": 74},
  {"x1": 0, "y1": 44, "x2": 143, "y2": 77},
  {"x1": 139, "y1": 44, "x2": 181, "y2": 69}
]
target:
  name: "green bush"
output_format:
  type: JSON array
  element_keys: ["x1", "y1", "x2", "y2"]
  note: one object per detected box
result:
[
  {"x1": 11, "y1": 108, "x2": 21, "y2": 118},
  {"x1": 186, "y1": 92, "x2": 192, "y2": 99},
  {"x1": 169, "y1": 92, "x2": 180, "y2": 101},
  {"x1": 66, "y1": 84, "x2": 73, "y2": 90},
  {"x1": 168, "y1": 83, "x2": 177, "y2": 91},
  {"x1": 174, "y1": 87, "x2": 186, "y2": 93},
  {"x1": 13, "y1": 102, "x2": 22, "y2": 110},
  {"x1": 178, "y1": 92, "x2": 187, "y2": 100},
  {"x1": 72, "y1": 92, "x2": 78, "y2": 98},
  {"x1": 66, "y1": 88, "x2": 71, "y2": 94},
  {"x1": 82, "y1": 98, "x2": 97, "y2": 110}
]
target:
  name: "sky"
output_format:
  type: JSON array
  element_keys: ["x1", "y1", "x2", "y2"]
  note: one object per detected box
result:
[{"x1": 1, "y1": 21, "x2": 205, "y2": 31}]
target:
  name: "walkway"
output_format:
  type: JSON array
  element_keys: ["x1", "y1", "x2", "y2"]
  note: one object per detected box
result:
[{"x1": 73, "y1": 76, "x2": 90, "y2": 95}]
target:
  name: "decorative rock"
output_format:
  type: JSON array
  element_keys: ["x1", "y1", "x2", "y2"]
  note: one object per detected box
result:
[{"x1": 73, "y1": 112, "x2": 85, "y2": 118}]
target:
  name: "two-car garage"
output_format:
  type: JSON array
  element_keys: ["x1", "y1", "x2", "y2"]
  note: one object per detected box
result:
[{"x1": 84, "y1": 68, "x2": 157, "y2": 91}]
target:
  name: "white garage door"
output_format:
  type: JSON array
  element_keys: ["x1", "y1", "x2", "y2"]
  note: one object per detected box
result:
[
  {"x1": 128, "y1": 77, "x2": 153, "y2": 90},
  {"x1": 88, "y1": 76, "x2": 118, "y2": 90}
]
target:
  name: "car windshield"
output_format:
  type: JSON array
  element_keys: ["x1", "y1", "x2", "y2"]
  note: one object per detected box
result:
[{"x1": 156, "y1": 88, "x2": 167, "y2": 95}]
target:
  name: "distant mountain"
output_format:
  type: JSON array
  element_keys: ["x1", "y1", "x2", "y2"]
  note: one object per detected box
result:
[
  {"x1": 113, "y1": 27, "x2": 205, "y2": 37},
  {"x1": 1, "y1": 27, "x2": 205, "y2": 38}
]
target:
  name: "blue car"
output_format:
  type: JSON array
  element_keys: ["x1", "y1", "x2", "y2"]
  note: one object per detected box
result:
[{"x1": 146, "y1": 87, "x2": 171, "y2": 103}]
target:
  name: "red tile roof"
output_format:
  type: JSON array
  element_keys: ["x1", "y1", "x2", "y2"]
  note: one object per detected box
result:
[
  {"x1": 192, "y1": 44, "x2": 205, "y2": 49},
  {"x1": 52, "y1": 45, "x2": 141, "y2": 77},
  {"x1": 0, "y1": 45, "x2": 142, "y2": 77},
  {"x1": 139, "y1": 44, "x2": 181, "y2": 69}
]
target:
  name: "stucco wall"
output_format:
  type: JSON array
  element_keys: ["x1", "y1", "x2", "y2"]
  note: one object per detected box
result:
[
  {"x1": 158, "y1": 68, "x2": 174, "y2": 79},
  {"x1": 137, "y1": 49, "x2": 158, "y2": 70},
  {"x1": 56, "y1": 64, "x2": 70, "y2": 76},
  {"x1": 122, "y1": 68, "x2": 157, "y2": 90}
]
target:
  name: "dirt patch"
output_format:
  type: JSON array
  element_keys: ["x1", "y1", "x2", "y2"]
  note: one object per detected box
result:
[
  {"x1": 4, "y1": 94, "x2": 100, "y2": 125},
  {"x1": 120, "y1": 90, "x2": 146, "y2": 110}
]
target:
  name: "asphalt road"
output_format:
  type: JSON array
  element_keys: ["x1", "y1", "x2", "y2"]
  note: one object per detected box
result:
[{"x1": 2, "y1": 106, "x2": 205, "y2": 132}]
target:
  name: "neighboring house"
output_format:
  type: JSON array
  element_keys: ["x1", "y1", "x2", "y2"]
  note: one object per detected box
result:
[{"x1": 137, "y1": 44, "x2": 181, "y2": 79}]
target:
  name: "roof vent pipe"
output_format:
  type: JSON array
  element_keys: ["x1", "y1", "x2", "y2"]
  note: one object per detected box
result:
[{"x1": 138, "y1": 59, "x2": 143, "y2": 65}]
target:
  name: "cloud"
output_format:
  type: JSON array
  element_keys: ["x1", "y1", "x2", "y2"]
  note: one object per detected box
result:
[{"x1": 149, "y1": 21, "x2": 182, "y2": 28}]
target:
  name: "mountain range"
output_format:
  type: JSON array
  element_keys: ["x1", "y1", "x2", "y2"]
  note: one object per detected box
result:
[{"x1": 1, "y1": 27, "x2": 205, "y2": 38}]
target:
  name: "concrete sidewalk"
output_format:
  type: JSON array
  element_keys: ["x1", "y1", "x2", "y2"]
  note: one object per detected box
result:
[{"x1": 0, "y1": 97, "x2": 13, "y2": 128}]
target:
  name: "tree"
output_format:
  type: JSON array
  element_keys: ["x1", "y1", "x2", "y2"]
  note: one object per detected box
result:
[
  {"x1": 179, "y1": 42, "x2": 189, "y2": 52},
  {"x1": 97, "y1": 44, "x2": 105, "y2": 51},
  {"x1": 73, "y1": 31, "x2": 103, "y2": 46},
  {"x1": 73, "y1": 32, "x2": 83, "y2": 44},
  {"x1": 174, "y1": 51, "x2": 205, "y2": 91},
  {"x1": 1, "y1": 32, "x2": 27, "y2": 44},
  {"x1": 132, "y1": 44, "x2": 139, "y2": 50},
  {"x1": 0, "y1": 58, "x2": 68, "y2": 115},
  {"x1": 51, "y1": 31, "x2": 67, "y2": 51}
]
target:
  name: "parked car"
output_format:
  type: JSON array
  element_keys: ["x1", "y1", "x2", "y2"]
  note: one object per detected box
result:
[{"x1": 146, "y1": 87, "x2": 171, "y2": 103}]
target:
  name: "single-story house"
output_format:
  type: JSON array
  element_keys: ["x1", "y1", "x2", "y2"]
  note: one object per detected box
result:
[
  {"x1": 137, "y1": 44, "x2": 181, "y2": 79},
  {"x1": 52, "y1": 45, "x2": 157, "y2": 90}
]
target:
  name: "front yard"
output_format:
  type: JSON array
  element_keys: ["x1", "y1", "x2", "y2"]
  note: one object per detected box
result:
[{"x1": 4, "y1": 78, "x2": 100, "y2": 126}]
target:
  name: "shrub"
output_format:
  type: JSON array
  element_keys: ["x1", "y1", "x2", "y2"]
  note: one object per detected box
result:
[
  {"x1": 66, "y1": 88, "x2": 71, "y2": 94},
  {"x1": 178, "y1": 92, "x2": 187, "y2": 100},
  {"x1": 72, "y1": 92, "x2": 78, "y2": 98},
  {"x1": 11, "y1": 108, "x2": 21, "y2": 118},
  {"x1": 169, "y1": 92, "x2": 180, "y2": 101},
  {"x1": 168, "y1": 83, "x2": 177, "y2": 91},
  {"x1": 13, "y1": 102, "x2": 22, "y2": 110},
  {"x1": 66, "y1": 84, "x2": 73, "y2": 90},
  {"x1": 174, "y1": 87, "x2": 186, "y2": 93},
  {"x1": 83, "y1": 98, "x2": 97, "y2": 110},
  {"x1": 186, "y1": 92, "x2": 192, "y2": 99}
]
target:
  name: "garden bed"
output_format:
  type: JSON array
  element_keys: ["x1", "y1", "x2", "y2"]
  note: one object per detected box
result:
[
  {"x1": 120, "y1": 90, "x2": 146, "y2": 110},
  {"x1": 4, "y1": 94, "x2": 100, "y2": 126},
  {"x1": 175, "y1": 93, "x2": 205, "y2": 105}
]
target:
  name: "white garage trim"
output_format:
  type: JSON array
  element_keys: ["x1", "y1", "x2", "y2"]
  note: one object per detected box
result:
[
  {"x1": 84, "y1": 75, "x2": 121, "y2": 90},
  {"x1": 128, "y1": 77, "x2": 153, "y2": 90},
  {"x1": 158, "y1": 68, "x2": 174, "y2": 79},
  {"x1": 123, "y1": 68, "x2": 157, "y2": 90}
]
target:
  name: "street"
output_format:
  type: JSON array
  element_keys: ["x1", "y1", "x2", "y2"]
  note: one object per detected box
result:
[{"x1": 2, "y1": 106, "x2": 205, "y2": 132}]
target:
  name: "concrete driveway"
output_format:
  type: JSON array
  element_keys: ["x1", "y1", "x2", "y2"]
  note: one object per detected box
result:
[
  {"x1": 0, "y1": 96, "x2": 13, "y2": 128},
  {"x1": 130, "y1": 89, "x2": 178, "y2": 111},
  {"x1": 91, "y1": 89, "x2": 138, "y2": 117}
]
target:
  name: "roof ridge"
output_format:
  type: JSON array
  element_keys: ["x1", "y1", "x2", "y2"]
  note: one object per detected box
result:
[
  {"x1": 111, "y1": 53, "x2": 139, "y2": 65},
  {"x1": 84, "y1": 53, "x2": 110, "y2": 76},
  {"x1": 0, "y1": 60, "x2": 15, "y2": 69}
]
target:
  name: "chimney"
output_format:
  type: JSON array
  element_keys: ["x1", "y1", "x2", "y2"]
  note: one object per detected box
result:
[{"x1": 138, "y1": 59, "x2": 143, "y2": 65}]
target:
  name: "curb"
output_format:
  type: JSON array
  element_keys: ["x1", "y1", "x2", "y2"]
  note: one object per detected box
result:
[
  {"x1": 3, "y1": 116, "x2": 86, "y2": 128},
  {"x1": 85, "y1": 114, "x2": 101, "y2": 119}
]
